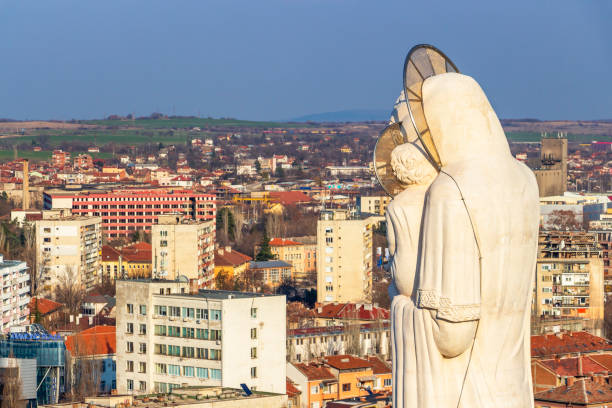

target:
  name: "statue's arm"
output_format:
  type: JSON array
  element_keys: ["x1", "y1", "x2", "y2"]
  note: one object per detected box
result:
[
  {"x1": 417, "y1": 174, "x2": 480, "y2": 358},
  {"x1": 385, "y1": 210, "x2": 399, "y2": 299}
]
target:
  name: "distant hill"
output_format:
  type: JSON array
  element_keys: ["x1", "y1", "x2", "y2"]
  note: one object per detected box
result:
[{"x1": 291, "y1": 109, "x2": 388, "y2": 123}]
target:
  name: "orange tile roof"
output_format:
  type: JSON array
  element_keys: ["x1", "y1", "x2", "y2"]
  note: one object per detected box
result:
[
  {"x1": 215, "y1": 248, "x2": 252, "y2": 267},
  {"x1": 29, "y1": 297, "x2": 62, "y2": 316},
  {"x1": 65, "y1": 325, "x2": 116, "y2": 356},
  {"x1": 535, "y1": 378, "x2": 612, "y2": 405},
  {"x1": 286, "y1": 379, "x2": 301, "y2": 397},
  {"x1": 366, "y1": 356, "x2": 391, "y2": 375},
  {"x1": 315, "y1": 303, "x2": 390, "y2": 321},
  {"x1": 269, "y1": 191, "x2": 313, "y2": 205},
  {"x1": 101, "y1": 242, "x2": 151, "y2": 264},
  {"x1": 294, "y1": 363, "x2": 336, "y2": 381},
  {"x1": 587, "y1": 354, "x2": 612, "y2": 371},
  {"x1": 325, "y1": 355, "x2": 372, "y2": 371},
  {"x1": 539, "y1": 356, "x2": 608, "y2": 377},
  {"x1": 269, "y1": 238, "x2": 303, "y2": 247},
  {"x1": 531, "y1": 332, "x2": 612, "y2": 358}
]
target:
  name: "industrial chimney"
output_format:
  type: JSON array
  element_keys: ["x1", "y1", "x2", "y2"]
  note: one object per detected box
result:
[{"x1": 22, "y1": 159, "x2": 29, "y2": 210}]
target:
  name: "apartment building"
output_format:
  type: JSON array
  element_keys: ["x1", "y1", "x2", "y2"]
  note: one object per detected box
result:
[
  {"x1": 151, "y1": 215, "x2": 215, "y2": 288},
  {"x1": 101, "y1": 242, "x2": 152, "y2": 280},
  {"x1": 287, "y1": 355, "x2": 391, "y2": 408},
  {"x1": 51, "y1": 150, "x2": 70, "y2": 168},
  {"x1": 115, "y1": 279, "x2": 286, "y2": 395},
  {"x1": 594, "y1": 230, "x2": 611, "y2": 294},
  {"x1": 35, "y1": 212, "x2": 102, "y2": 293},
  {"x1": 356, "y1": 195, "x2": 391, "y2": 216},
  {"x1": 287, "y1": 322, "x2": 390, "y2": 364},
  {"x1": 0, "y1": 255, "x2": 30, "y2": 333},
  {"x1": 534, "y1": 231, "x2": 604, "y2": 329},
  {"x1": 43, "y1": 188, "x2": 216, "y2": 238},
  {"x1": 316, "y1": 210, "x2": 374, "y2": 304},
  {"x1": 267, "y1": 238, "x2": 316, "y2": 283}
]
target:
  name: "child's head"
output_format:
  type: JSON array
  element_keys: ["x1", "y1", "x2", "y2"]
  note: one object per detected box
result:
[{"x1": 390, "y1": 143, "x2": 437, "y2": 186}]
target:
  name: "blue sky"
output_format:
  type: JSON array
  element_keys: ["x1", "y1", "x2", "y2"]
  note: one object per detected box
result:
[{"x1": 0, "y1": 0, "x2": 610, "y2": 121}]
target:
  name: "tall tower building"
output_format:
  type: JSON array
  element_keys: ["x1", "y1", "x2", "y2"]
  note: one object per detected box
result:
[
  {"x1": 316, "y1": 209, "x2": 375, "y2": 304},
  {"x1": 533, "y1": 135, "x2": 568, "y2": 197}
]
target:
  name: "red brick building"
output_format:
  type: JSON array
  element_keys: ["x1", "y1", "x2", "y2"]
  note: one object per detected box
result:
[
  {"x1": 43, "y1": 188, "x2": 216, "y2": 238},
  {"x1": 51, "y1": 149, "x2": 70, "y2": 168}
]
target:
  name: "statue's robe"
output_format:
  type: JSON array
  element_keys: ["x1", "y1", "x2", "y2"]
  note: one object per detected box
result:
[{"x1": 391, "y1": 73, "x2": 540, "y2": 408}]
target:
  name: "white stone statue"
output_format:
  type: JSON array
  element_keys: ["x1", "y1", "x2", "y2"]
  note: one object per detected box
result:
[{"x1": 387, "y1": 73, "x2": 540, "y2": 408}]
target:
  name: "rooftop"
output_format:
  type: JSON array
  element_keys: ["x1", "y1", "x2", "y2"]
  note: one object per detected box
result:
[
  {"x1": 171, "y1": 289, "x2": 280, "y2": 300},
  {"x1": 534, "y1": 378, "x2": 612, "y2": 405},
  {"x1": 324, "y1": 355, "x2": 372, "y2": 371},
  {"x1": 531, "y1": 331, "x2": 612, "y2": 358},
  {"x1": 249, "y1": 260, "x2": 292, "y2": 269}
]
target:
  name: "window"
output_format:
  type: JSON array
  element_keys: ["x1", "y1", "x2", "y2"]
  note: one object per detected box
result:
[
  {"x1": 154, "y1": 344, "x2": 167, "y2": 355},
  {"x1": 325, "y1": 256, "x2": 333, "y2": 263},
  {"x1": 169, "y1": 306, "x2": 181, "y2": 317},
  {"x1": 183, "y1": 366, "x2": 195, "y2": 377},
  {"x1": 139, "y1": 324, "x2": 147, "y2": 335},
  {"x1": 182, "y1": 327, "x2": 195, "y2": 338},
  {"x1": 154, "y1": 305, "x2": 167, "y2": 316},
  {"x1": 197, "y1": 367, "x2": 208, "y2": 379},
  {"x1": 139, "y1": 381, "x2": 146, "y2": 391},
  {"x1": 182, "y1": 346, "x2": 195, "y2": 358},
  {"x1": 196, "y1": 328, "x2": 208, "y2": 339},
  {"x1": 182, "y1": 307, "x2": 195, "y2": 319},
  {"x1": 155, "y1": 363, "x2": 167, "y2": 374},
  {"x1": 250, "y1": 367, "x2": 257, "y2": 378},
  {"x1": 126, "y1": 323, "x2": 134, "y2": 334},
  {"x1": 209, "y1": 349, "x2": 221, "y2": 360},
  {"x1": 210, "y1": 330, "x2": 222, "y2": 341},
  {"x1": 154, "y1": 325, "x2": 167, "y2": 336},
  {"x1": 168, "y1": 345, "x2": 180, "y2": 356},
  {"x1": 126, "y1": 304, "x2": 133, "y2": 314},
  {"x1": 210, "y1": 369, "x2": 222, "y2": 380},
  {"x1": 325, "y1": 227, "x2": 333, "y2": 233},
  {"x1": 251, "y1": 328, "x2": 257, "y2": 339},
  {"x1": 342, "y1": 383, "x2": 351, "y2": 392},
  {"x1": 251, "y1": 347, "x2": 257, "y2": 359},
  {"x1": 251, "y1": 308, "x2": 257, "y2": 318},
  {"x1": 127, "y1": 379, "x2": 134, "y2": 391},
  {"x1": 139, "y1": 343, "x2": 147, "y2": 354},
  {"x1": 126, "y1": 360, "x2": 134, "y2": 372},
  {"x1": 168, "y1": 364, "x2": 180, "y2": 376},
  {"x1": 311, "y1": 385, "x2": 319, "y2": 394},
  {"x1": 210, "y1": 309, "x2": 222, "y2": 320},
  {"x1": 325, "y1": 237, "x2": 333, "y2": 244},
  {"x1": 139, "y1": 362, "x2": 146, "y2": 373},
  {"x1": 384, "y1": 378, "x2": 392, "y2": 387},
  {"x1": 126, "y1": 342, "x2": 134, "y2": 353},
  {"x1": 197, "y1": 347, "x2": 208, "y2": 359},
  {"x1": 139, "y1": 305, "x2": 146, "y2": 315},
  {"x1": 196, "y1": 308, "x2": 208, "y2": 319},
  {"x1": 160, "y1": 240, "x2": 168, "y2": 247},
  {"x1": 168, "y1": 326, "x2": 180, "y2": 337}
]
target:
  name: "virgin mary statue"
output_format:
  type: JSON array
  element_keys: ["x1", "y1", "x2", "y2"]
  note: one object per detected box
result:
[{"x1": 387, "y1": 72, "x2": 540, "y2": 408}]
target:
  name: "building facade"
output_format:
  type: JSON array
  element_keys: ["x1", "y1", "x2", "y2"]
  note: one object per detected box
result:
[
  {"x1": 115, "y1": 280, "x2": 286, "y2": 395},
  {"x1": 356, "y1": 195, "x2": 391, "y2": 216},
  {"x1": 267, "y1": 238, "x2": 316, "y2": 283},
  {"x1": 316, "y1": 210, "x2": 374, "y2": 304},
  {"x1": 0, "y1": 255, "x2": 30, "y2": 333},
  {"x1": 43, "y1": 188, "x2": 216, "y2": 238},
  {"x1": 35, "y1": 213, "x2": 102, "y2": 293},
  {"x1": 534, "y1": 231, "x2": 604, "y2": 331},
  {"x1": 533, "y1": 136, "x2": 568, "y2": 197},
  {"x1": 151, "y1": 215, "x2": 215, "y2": 288}
]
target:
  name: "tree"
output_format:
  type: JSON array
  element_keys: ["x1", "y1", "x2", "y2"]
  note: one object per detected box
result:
[
  {"x1": 255, "y1": 228, "x2": 273, "y2": 261},
  {"x1": 0, "y1": 356, "x2": 24, "y2": 408},
  {"x1": 54, "y1": 267, "x2": 86, "y2": 315},
  {"x1": 255, "y1": 159, "x2": 262, "y2": 175}
]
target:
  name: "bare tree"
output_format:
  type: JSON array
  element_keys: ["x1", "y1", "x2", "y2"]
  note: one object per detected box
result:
[
  {"x1": 54, "y1": 267, "x2": 86, "y2": 315},
  {"x1": 66, "y1": 332, "x2": 102, "y2": 400}
]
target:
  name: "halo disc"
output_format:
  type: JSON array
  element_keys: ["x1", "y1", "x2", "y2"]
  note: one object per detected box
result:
[
  {"x1": 374, "y1": 123, "x2": 411, "y2": 197},
  {"x1": 403, "y1": 44, "x2": 459, "y2": 170}
]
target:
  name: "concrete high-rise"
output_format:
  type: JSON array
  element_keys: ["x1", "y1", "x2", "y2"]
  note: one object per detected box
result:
[
  {"x1": 316, "y1": 209, "x2": 375, "y2": 304},
  {"x1": 533, "y1": 135, "x2": 568, "y2": 197}
]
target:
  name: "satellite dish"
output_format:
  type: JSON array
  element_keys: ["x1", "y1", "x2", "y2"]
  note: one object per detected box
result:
[
  {"x1": 403, "y1": 44, "x2": 459, "y2": 170},
  {"x1": 374, "y1": 122, "x2": 411, "y2": 197}
]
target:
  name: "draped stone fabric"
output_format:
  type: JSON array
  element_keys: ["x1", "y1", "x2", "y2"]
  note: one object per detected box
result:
[{"x1": 388, "y1": 73, "x2": 540, "y2": 408}]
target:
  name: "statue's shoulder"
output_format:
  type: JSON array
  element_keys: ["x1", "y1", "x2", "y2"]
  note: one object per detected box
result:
[{"x1": 427, "y1": 172, "x2": 462, "y2": 201}]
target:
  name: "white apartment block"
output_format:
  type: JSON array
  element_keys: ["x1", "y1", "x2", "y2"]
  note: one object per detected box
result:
[
  {"x1": 116, "y1": 279, "x2": 286, "y2": 395},
  {"x1": 35, "y1": 212, "x2": 102, "y2": 293},
  {"x1": 316, "y1": 210, "x2": 374, "y2": 304},
  {"x1": 0, "y1": 255, "x2": 30, "y2": 333},
  {"x1": 151, "y1": 215, "x2": 215, "y2": 288}
]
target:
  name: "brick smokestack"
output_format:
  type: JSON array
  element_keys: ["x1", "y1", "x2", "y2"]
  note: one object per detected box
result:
[{"x1": 22, "y1": 159, "x2": 29, "y2": 210}]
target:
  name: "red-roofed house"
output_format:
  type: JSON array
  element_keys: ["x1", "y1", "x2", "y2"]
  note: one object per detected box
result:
[
  {"x1": 287, "y1": 362, "x2": 338, "y2": 408},
  {"x1": 286, "y1": 378, "x2": 302, "y2": 408},
  {"x1": 532, "y1": 356, "x2": 609, "y2": 392},
  {"x1": 266, "y1": 237, "x2": 316, "y2": 282},
  {"x1": 65, "y1": 326, "x2": 116, "y2": 394},
  {"x1": 324, "y1": 355, "x2": 375, "y2": 400},
  {"x1": 101, "y1": 242, "x2": 152, "y2": 280},
  {"x1": 531, "y1": 332, "x2": 612, "y2": 359},
  {"x1": 535, "y1": 378, "x2": 612, "y2": 407},
  {"x1": 29, "y1": 297, "x2": 63, "y2": 325},
  {"x1": 214, "y1": 246, "x2": 252, "y2": 279},
  {"x1": 270, "y1": 191, "x2": 314, "y2": 206},
  {"x1": 314, "y1": 303, "x2": 389, "y2": 326},
  {"x1": 366, "y1": 356, "x2": 391, "y2": 392}
]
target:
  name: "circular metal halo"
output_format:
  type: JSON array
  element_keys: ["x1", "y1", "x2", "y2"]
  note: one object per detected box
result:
[
  {"x1": 403, "y1": 44, "x2": 459, "y2": 170},
  {"x1": 374, "y1": 122, "x2": 410, "y2": 197}
]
